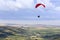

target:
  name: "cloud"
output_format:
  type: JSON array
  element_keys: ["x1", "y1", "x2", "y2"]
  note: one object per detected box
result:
[
  {"x1": 0, "y1": 0, "x2": 60, "y2": 11},
  {"x1": 0, "y1": 0, "x2": 34, "y2": 11},
  {"x1": 17, "y1": 0, "x2": 34, "y2": 8},
  {"x1": 54, "y1": 7, "x2": 60, "y2": 11}
]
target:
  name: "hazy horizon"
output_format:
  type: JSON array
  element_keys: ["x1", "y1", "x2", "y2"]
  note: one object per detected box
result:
[{"x1": 0, "y1": 20, "x2": 60, "y2": 26}]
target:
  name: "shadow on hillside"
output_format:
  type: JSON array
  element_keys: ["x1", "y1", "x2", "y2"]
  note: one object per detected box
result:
[{"x1": 0, "y1": 26, "x2": 15, "y2": 38}]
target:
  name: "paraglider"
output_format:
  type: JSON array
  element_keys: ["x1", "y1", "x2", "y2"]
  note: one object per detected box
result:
[
  {"x1": 37, "y1": 15, "x2": 40, "y2": 18},
  {"x1": 35, "y1": 3, "x2": 45, "y2": 18},
  {"x1": 35, "y1": 3, "x2": 45, "y2": 8}
]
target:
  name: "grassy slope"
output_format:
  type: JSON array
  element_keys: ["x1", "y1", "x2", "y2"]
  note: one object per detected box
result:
[{"x1": 0, "y1": 26, "x2": 60, "y2": 40}]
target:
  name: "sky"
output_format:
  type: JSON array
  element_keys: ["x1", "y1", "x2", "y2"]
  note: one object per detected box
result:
[{"x1": 0, "y1": 0, "x2": 60, "y2": 25}]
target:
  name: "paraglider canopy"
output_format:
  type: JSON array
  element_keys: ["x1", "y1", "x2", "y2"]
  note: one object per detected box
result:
[{"x1": 35, "y1": 3, "x2": 45, "y2": 8}]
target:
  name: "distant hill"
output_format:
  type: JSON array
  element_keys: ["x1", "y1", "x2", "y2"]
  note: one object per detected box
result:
[{"x1": 0, "y1": 23, "x2": 60, "y2": 28}]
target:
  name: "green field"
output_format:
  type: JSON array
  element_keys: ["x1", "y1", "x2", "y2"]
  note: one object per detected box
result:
[{"x1": 0, "y1": 26, "x2": 60, "y2": 40}]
